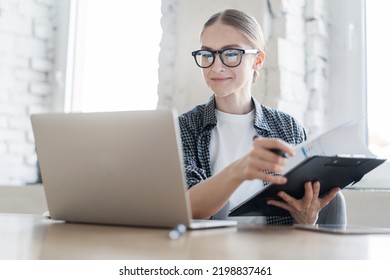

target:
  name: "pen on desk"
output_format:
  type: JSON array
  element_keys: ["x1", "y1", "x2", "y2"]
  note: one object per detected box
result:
[{"x1": 169, "y1": 224, "x2": 187, "y2": 240}]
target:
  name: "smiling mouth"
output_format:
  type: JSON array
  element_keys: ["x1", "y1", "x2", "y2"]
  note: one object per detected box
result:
[{"x1": 211, "y1": 77, "x2": 232, "y2": 81}]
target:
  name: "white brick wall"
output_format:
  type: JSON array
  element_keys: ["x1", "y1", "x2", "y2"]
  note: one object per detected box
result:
[
  {"x1": 0, "y1": 0, "x2": 56, "y2": 185},
  {"x1": 157, "y1": 0, "x2": 178, "y2": 108},
  {"x1": 304, "y1": 0, "x2": 330, "y2": 136}
]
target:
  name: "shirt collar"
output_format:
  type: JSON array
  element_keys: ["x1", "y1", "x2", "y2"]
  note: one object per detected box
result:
[
  {"x1": 252, "y1": 97, "x2": 271, "y2": 132},
  {"x1": 202, "y1": 96, "x2": 218, "y2": 131}
]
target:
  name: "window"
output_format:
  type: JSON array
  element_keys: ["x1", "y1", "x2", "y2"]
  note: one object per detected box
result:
[
  {"x1": 366, "y1": 1, "x2": 390, "y2": 158},
  {"x1": 67, "y1": 0, "x2": 162, "y2": 112},
  {"x1": 326, "y1": 0, "x2": 389, "y2": 190},
  {"x1": 329, "y1": 0, "x2": 389, "y2": 159}
]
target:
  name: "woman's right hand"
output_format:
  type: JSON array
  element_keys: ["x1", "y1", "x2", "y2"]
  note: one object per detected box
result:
[
  {"x1": 189, "y1": 137, "x2": 294, "y2": 219},
  {"x1": 233, "y1": 137, "x2": 295, "y2": 185}
]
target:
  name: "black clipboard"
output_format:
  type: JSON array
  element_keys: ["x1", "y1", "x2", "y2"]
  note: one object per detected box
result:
[{"x1": 229, "y1": 156, "x2": 386, "y2": 217}]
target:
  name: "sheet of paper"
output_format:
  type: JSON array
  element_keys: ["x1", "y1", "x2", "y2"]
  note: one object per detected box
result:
[{"x1": 284, "y1": 118, "x2": 375, "y2": 173}]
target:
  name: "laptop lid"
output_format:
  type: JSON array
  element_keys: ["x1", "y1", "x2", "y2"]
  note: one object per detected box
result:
[{"x1": 31, "y1": 109, "x2": 194, "y2": 228}]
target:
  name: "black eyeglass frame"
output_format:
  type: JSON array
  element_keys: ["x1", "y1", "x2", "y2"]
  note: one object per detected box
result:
[{"x1": 191, "y1": 48, "x2": 259, "y2": 68}]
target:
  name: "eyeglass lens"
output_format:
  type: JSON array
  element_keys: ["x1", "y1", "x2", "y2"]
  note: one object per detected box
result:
[{"x1": 194, "y1": 49, "x2": 242, "y2": 68}]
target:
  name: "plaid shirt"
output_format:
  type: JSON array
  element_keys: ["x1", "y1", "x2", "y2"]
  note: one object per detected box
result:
[{"x1": 178, "y1": 96, "x2": 307, "y2": 225}]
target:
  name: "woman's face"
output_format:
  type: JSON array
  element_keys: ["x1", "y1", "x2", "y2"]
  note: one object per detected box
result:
[{"x1": 200, "y1": 21, "x2": 262, "y2": 99}]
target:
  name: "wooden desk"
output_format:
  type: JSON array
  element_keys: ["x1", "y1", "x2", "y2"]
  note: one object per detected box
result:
[{"x1": 1, "y1": 213, "x2": 390, "y2": 260}]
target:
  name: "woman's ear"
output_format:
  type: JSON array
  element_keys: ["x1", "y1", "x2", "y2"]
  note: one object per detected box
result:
[{"x1": 253, "y1": 51, "x2": 265, "y2": 71}]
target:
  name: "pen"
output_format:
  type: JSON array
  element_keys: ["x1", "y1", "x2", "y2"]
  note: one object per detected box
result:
[{"x1": 169, "y1": 224, "x2": 187, "y2": 240}]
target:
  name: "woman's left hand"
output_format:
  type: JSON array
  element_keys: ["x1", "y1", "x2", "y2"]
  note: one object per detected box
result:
[{"x1": 266, "y1": 181, "x2": 340, "y2": 224}]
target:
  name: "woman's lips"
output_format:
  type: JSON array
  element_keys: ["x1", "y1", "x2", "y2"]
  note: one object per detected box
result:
[{"x1": 211, "y1": 77, "x2": 232, "y2": 82}]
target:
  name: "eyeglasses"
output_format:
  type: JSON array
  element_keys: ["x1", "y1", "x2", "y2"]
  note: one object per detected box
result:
[{"x1": 191, "y1": 48, "x2": 259, "y2": 68}]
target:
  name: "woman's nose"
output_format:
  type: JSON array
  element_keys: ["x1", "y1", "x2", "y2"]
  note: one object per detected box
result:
[{"x1": 211, "y1": 55, "x2": 226, "y2": 72}]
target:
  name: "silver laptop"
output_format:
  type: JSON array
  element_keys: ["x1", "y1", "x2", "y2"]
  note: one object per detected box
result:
[{"x1": 31, "y1": 109, "x2": 236, "y2": 230}]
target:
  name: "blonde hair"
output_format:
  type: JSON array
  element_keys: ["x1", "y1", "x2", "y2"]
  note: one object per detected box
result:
[{"x1": 201, "y1": 9, "x2": 265, "y2": 83}]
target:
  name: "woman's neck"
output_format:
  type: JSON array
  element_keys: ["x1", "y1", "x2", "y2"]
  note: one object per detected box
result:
[{"x1": 214, "y1": 92, "x2": 254, "y2": 115}]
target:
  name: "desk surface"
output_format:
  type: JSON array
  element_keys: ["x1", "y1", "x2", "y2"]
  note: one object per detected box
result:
[{"x1": 1, "y1": 213, "x2": 390, "y2": 260}]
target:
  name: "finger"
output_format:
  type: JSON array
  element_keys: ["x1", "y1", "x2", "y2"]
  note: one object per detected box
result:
[
  {"x1": 251, "y1": 145, "x2": 287, "y2": 167},
  {"x1": 312, "y1": 181, "x2": 320, "y2": 198},
  {"x1": 244, "y1": 158, "x2": 287, "y2": 184},
  {"x1": 253, "y1": 137, "x2": 295, "y2": 157},
  {"x1": 304, "y1": 182, "x2": 314, "y2": 201},
  {"x1": 319, "y1": 187, "x2": 340, "y2": 207},
  {"x1": 249, "y1": 155, "x2": 286, "y2": 174},
  {"x1": 266, "y1": 199, "x2": 294, "y2": 213},
  {"x1": 303, "y1": 181, "x2": 314, "y2": 204},
  {"x1": 277, "y1": 191, "x2": 297, "y2": 205},
  {"x1": 257, "y1": 172, "x2": 287, "y2": 185}
]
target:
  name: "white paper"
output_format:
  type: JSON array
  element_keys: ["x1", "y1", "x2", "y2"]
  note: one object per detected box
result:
[{"x1": 284, "y1": 118, "x2": 376, "y2": 173}]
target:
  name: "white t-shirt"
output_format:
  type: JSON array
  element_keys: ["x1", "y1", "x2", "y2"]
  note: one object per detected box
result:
[{"x1": 210, "y1": 109, "x2": 265, "y2": 221}]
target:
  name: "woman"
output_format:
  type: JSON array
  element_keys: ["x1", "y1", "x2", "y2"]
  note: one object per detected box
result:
[{"x1": 179, "y1": 9, "x2": 346, "y2": 225}]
